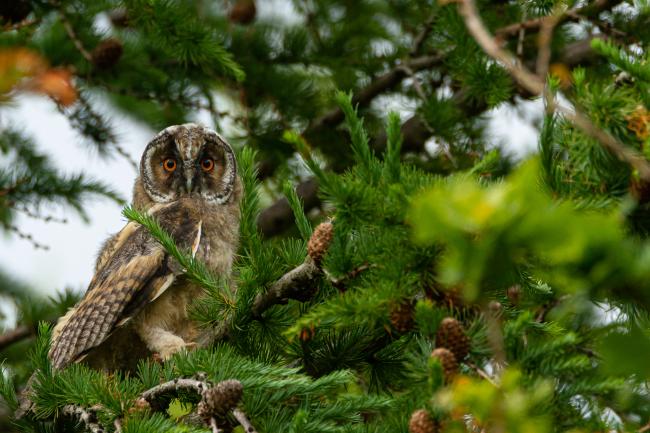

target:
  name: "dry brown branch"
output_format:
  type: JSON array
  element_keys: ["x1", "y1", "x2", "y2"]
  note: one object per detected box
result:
[
  {"x1": 251, "y1": 257, "x2": 321, "y2": 318},
  {"x1": 0, "y1": 325, "x2": 33, "y2": 352},
  {"x1": 411, "y1": 13, "x2": 436, "y2": 56},
  {"x1": 466, "y1": 360, "x2": 498, "y2": 386},
  {"x1": 305, "y1": 54, "x2": 444, "y2": 137},
  {"x1": 453, "y1": 0, "x2": 650, "y2": 180},
  {"x1": 140, "y1": 378, "x2": 210, "y2": 411},
  {"x1": 535, "y1": 12, "x2": 563, "y2": 78},
  {"x1": 59, "y1": 11, "x2": 92, "y2": 62},
  {"x1": 3, "y1": 18, "x2": 39, "y2": 32}
]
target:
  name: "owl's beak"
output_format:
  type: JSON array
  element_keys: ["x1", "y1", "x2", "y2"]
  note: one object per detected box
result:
[{"x1": 184, "y1": 165, "x2": 194, "y2": 193}]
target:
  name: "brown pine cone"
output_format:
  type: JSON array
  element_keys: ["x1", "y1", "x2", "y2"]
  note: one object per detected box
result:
[
  {"x1": 389, "y1": 300, "x2": 415, "y2": 333},
  {"x1": 307, "y1": 221, "x2": 333, "y2": 266},
  {"x1": 0, "y1": 0, "x2": 31, "y2": 24},
  {"x1": 197, "y1": 380, "x2": 243, "y2": 419},
  {"x1": 91, "y1": 38, "x2": 124, "y2": 69},
  {"x1": 409, "y1": 409, "x2": 439, "y2": 433},
  {"x1": 229, "y1": 0, "x2": 256, "y2": 25},
  {"x1": 431, "y1": 347, "x2": 458, "y2": 384},
  {"x1": 435, "y1": 317, "x2": 470, "y2": 361}
]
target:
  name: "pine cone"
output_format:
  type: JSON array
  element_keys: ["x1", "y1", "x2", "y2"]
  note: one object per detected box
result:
[
  {"x1": 0, "y1": 0, "x2": 31, "y2": 24},
  {"x1": 390, "y1": 300, "x2": 415, "y2": 333},
  {"x1": 409, "y1": 409, "x2": 439, "y2": 433},
  {"x1": 307, "y1": 221, "x2": 333, "y2": 266},
  {"x1": 431, "y1": 347, "x2": 458, "y2": 384},
  {"x1": 91, "y1": 38, "x2": 124, "y2": 69},
  {"x1": 435, "y1": 317, "x2": 470, "y2": 361},
  {"x1": 197, "y1": 380, "x2": 243, "y2": 419},
  {"x1": 229, "y1": 0, "x2": 256, "y2": 25}
]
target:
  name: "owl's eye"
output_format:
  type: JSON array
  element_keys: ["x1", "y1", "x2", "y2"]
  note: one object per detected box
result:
[
  {"x1": 201, "y1": 158, "x2": 214, "y2": 172},
  {"x1": 162, "y1": 158, "x2": 177, "y2": 172}
]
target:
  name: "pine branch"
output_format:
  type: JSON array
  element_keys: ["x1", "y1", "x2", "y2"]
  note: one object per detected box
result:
[
  {"x1": 452, "y1": 0, "x2": 650, "y2": 180},
  {"x1": 304, "y1": 54, "x2": 444, "y2": 138},
  {"x1": 139, "y1": 378, "x2": 210, "y2": 412},
  {"x1": 494, "y1": 0, "x2": 625, "y2": 38},
  {"x1": 251, "y1": 257, "x2": 321, "y2": 319},
  {"x1": 139, "y1": 378, "x2": 255, "y2": 432}
]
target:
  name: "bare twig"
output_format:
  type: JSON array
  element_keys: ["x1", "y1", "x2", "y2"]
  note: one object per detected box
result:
[
  {"x1": 466, "y1": 360, "x2": 499, "y2": 386},
  {"x1": 327, "y1": 262, "x2": 374, "y2": 292},
  {"x1": 516, "y1": 9, "x2": 527, "y2": 61},
  {"x1": 484, "y1": 307, "x2": 506, "y2": 373},
  {"x1": 396, "y1": 65, "x2": 428, "y2": 101},
  {"x1": 61, "y1": 405, "x2": 103, "y2": 433},
  {"x1": 4, "y1": 224, "x2": 50, "y2": 250},
  {"x1": 536, "y1": 12, "x2": 563, "y2": 78},
  {"x1": 495, "y1": 0, "x2": 625, "y2": 39},
  {"x1": 411, "y1": 13, "x2": 436, "y2": 56},
  {"x1": 113, "y1": 143, "x2": 138, "y2": 171},
  {"x1": 0, "y1": 325, "x2": 33, "y2": 351},
  {"x1": 59, "y1": 11, "x2": 92, "y2": 62},
  {"x1": 14, "y1": 204, "x2": 68, "y2": 224},
  {"x1": 233, "y1": 409, "x2": 258, "y2": 433},
  {"x1": 3, "y1": 18, "x2": 39, "y2": 32},
  {"x1": 453, "y1": 0, "x2": 650, "y2": 180},
  {"x1": 304, "y1": 54, "x2": 444, "y2": 138}
]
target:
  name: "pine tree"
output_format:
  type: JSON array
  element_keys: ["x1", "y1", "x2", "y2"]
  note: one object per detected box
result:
[{"x1": 2, "y1": 1, "x2": 650, "y2": 432}]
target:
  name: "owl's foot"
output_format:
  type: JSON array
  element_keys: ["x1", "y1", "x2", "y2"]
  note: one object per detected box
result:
[
  {"x1": 157, "y1": 337, "x2": 198, "y2": 360},
  {"x1": 141, "y1": 327, "x2": 197, "y2": 360}
]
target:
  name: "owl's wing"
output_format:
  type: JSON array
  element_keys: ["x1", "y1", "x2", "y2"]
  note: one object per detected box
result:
[{"x1": 48, "y1": 203, "x2": 203, "y2": 370}]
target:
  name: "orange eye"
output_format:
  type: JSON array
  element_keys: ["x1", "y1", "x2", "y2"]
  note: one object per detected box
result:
[
  {"x1": 163, "y1": 158, "x2": 177, "y2": 172},
  {"x1": 201, "y1": 158, "x2": 214, "y2": 172}
]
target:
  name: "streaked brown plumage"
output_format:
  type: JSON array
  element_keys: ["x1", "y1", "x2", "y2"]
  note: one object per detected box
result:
[{"x1": 48, "y1": 123, "x2": 242, "y2": 371}]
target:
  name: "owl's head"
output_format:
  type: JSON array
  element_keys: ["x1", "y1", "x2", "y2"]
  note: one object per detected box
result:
[{"x1": 138, "y1": 123, "x2": 238, "y2": 205}]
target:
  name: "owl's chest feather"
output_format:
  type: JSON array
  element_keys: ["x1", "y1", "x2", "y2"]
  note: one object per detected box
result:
[{"x1": 135, "y1": 215, "x2": 238, "y2": 335}]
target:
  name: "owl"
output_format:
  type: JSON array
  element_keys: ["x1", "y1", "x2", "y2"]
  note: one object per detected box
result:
[{"x1": 48, "y1": 123, "x2": 242, "y2": 371}]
